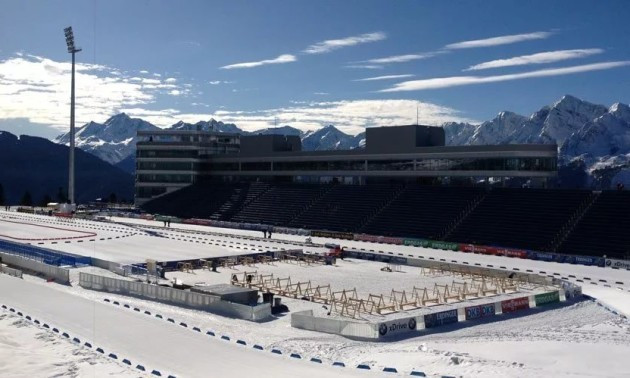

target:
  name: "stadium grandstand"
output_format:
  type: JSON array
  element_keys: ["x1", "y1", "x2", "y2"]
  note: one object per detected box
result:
[{"x1": 137, "y1": 125, "x2": 630, "y2": 260}]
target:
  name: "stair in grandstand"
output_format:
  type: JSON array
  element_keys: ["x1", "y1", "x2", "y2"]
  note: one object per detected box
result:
[
  {"x1": 210, "y1": 182, "x2": 270, "y2": 220},
  {"x1": 356, "y1": 185, "x2": 406, "y2": 232},
  {"x1": 231, "y1": 183, "x2": 329, "y2": 226},
  {"x1": 546, "y1": 191, "x2": 600, "y2": 252},
  {"x1": 288, "y1": 184, "x2": 402, "y2": 232},
  {"x1": 556, "y1": 190, "x2": 630, "y2": 259},
  {"x1": 445, "y1": 188, "x2": 592, "y2": 251},
  {"x1": 439, "y1": 190, "x2": 489, "y2": 241},
  {"x1": 361, "y1": 185, "x2": 484, "y2": 240}
]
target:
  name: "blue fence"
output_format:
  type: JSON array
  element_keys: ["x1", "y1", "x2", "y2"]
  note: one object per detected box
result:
[{"x1": 0, "y1": 239, "x2": 91, "y2": 267}]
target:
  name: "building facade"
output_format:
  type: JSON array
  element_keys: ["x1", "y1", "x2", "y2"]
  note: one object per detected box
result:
[{"x1": 135, "y1": 125, "x2": 557, "y2": 204}]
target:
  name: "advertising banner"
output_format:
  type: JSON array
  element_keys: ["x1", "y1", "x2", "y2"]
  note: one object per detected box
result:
[
  {"x1": 465, "y1": 303, "x2": 496, "y2": 320},
  {"x1": 379, "y1": 236, "x2": 404, "y2": 245},
  {"x1": 354, "y1": 234, "x2": 380, "y2": 243},
  {"x1": 497, "y1": 248, "x2": 528, "y2": 258},
  {"x1": 404, "y1": 238, "x2": 430, "y2": 247},
  {"x1": 501, "y1": 297, "x2": 530, "y2": 313},
  {"x1": 606, "y1": 259, "x2": 630, "y2": 270},
  {"x1": 565, "y1": 255, "x2": 605, "y2": 267},
  {"x1": 424, "y1": 309, "x2": 458, "y2": 328},
  {"x1": 428, "y1": 241, "x2": 459, "y2": 251},
  {"x1": 458, "y1": 244, "x2": 498, "y2": 255},
  {"x1": 377, "y1": 317, "x2": 418, "y2": 338},
  {"x1": 534, "y1": 291, "x2": 560, "y2": 306},
  {"x1": 311, "y1": 230, "x2": 354, "y2": 240}
]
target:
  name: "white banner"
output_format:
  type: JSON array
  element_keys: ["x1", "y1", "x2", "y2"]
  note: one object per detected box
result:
[
  {"x1": 377, "y1": 317, "x2": 418, "y2": 338},
  {"x1": 606, "y1": 259, "x2": 630, "y2": 270}
]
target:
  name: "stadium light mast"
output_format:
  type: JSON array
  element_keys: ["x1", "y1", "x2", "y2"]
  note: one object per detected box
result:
[{"x1": 64, "y1": 26, "x2": 81, "y2": 205}]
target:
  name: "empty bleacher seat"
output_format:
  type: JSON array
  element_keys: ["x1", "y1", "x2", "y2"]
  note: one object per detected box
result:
[{"x1": 558, "y1": 191, "x2": 630, "y2": 259}]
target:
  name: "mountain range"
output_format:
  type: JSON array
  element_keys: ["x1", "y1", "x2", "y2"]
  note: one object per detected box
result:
[{"x1": 52, "y1": 95, "x2": 630, "y2": 188}]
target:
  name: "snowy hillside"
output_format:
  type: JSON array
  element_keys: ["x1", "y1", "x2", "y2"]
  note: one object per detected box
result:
[{"x1": 55, "y1": 113, "x2": 159, "y2": 165}]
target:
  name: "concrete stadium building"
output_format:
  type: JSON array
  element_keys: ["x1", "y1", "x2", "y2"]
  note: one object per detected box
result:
[{"x1": 135, "y1": 125, "x2": 557, "y2": 205}]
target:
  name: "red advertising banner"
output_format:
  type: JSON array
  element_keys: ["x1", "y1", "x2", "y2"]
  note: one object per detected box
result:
[
  {"x1": 501, "y1": 297, "x2": 530, "y2": 313},
  {"x1": 379, "y1": 236, "x2": 404, "y2": 245},
  {"x1": 458, "y1": 244, "x2": 499, "y2": 255}
]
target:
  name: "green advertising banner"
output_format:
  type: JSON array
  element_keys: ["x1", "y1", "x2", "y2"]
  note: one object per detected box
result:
[
  {"x1": 428, "y1": 241, "x2": 459, "y2": 251},
  {"x1": 535, "y1": 291, "x2": 560, "y2": 306},
  {"x1": 403, "y1": 238, "x2": 430, "y2": 247}
]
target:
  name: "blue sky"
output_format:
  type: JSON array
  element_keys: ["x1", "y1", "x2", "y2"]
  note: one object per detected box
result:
[{"x1": 1, "y1": 0, "x2": 629, "y2": 137}]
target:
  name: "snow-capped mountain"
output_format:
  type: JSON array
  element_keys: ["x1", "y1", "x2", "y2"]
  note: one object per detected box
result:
[
  {"x1": 250, "y1": 125, "x2": 304, "y2": 137},
  {"x1": 443, "y1": 95, "x2": 630, "y2": 188},
  {"x1": 169, "y1": 119, "x2": 242, "y2": 134},
  {"x1": 52, "y1": 95, "x2": 630, "y2": 188},
  {"x1": 55, "y1": 113, "x2": 159, "y2": 165},
  {"x1": 301, "y1": 125, "x2": 363, "y2": 151}
]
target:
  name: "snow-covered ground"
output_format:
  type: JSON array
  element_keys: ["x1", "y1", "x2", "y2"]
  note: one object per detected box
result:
[
  {"x1": 167, "y1": 257, "x2": 548, "y2": 321},
  {"x1": 2, "y1": 210, "x2": 630, "y2": 377},
  {"x1": 0, "y1": 308, "x2": 137, "y2": 377}
]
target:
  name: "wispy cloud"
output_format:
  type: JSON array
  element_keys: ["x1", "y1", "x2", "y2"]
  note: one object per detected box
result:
[
  {"x1": 117, "y1": 100, "x2": 475, "y2": 136},
  {"x1": 313, "y1": 92, "x2": 329, "y2": 95},
  {"x1": 0, "y1": 54, "x2": 191, "y2": 129},
  {"x1": 445, "y1": 31, "x2": 553, "y2": 49},
  {"x1": 363, "y1": 52, "x2": 440, "y2": 64},
  {"x1": 208, "y1": 80, "x2": 234, "y2": 85},
  {"x1": 344, "y1": 64, "x2": 383, "y2": 69},
  {"x1": 465, "y1": 48, "x2": 604, "y2": 71},
  {"x1": 196, "y1": 99, "x2": 475, "y2": 135},
  {"x1": 303, "y1": 32, "x2": 386, "y2": 54},
  {"x1": 380, "y1": 61, "x2": 630, "y2": 92},
  {"x1": 220, "y1": 54, "x2": 296, "y2": 69},
  {"x1": 354, "y1": 74, "x2": 414, "y2": 81}
]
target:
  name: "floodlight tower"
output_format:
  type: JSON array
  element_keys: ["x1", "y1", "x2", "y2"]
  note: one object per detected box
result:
[{"x1": 64, "y1": 27, "x2": 81, "y2": 205}]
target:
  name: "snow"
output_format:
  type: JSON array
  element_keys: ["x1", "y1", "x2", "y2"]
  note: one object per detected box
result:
[
  {"x1": 2, "y1": 211, "x2": 630, "y2": 377},
  {"x1": 0, "y1": 274, "x2": 360, "y2": 378},
  {"x1": 166, "y1": 257, "x2": 548, "y2": 321},
  {"x1": 0, "y1": 309, "x2": 137, "y2": 377}
]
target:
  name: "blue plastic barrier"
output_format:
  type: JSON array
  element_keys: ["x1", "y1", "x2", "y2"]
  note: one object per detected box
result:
[
  {"x1": 0, "y1": 239, "x2": 91, "y2": 266},
  {"x1": 333, "y1": 362, "x2": 346, "y2": 367},
  {"x1": 290, "y1": 353, "x2": 301, "y2": 359},
  {"x1": 357, "y1": 364, "x2": 371, "y2": 370},
  {"x1": 236, "y1": 340, "x2": 246, "y2": 345},
  {"x1": 410, "y1": 372, "x2": 427, "y2": 377},
  {"x1": 383, "y1": 367, "x2": 398, "y2": 373}
]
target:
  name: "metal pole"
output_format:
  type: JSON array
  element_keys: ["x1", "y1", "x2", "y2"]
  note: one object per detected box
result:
[{"x1": 69, "y1": 50, "x2": 76, "y2": 204}]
